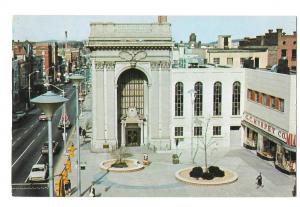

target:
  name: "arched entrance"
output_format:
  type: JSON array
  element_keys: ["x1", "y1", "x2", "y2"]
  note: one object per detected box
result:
[{"x1": 117, "y1": 68, "x2": 148, "y2": 147}]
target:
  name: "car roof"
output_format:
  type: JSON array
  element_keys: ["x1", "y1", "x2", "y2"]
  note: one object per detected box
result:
[{"x1": 32, "y1": 164, "x2": 45, "y2": 168}]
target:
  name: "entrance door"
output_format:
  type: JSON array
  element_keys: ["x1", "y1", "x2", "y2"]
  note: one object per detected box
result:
[{"x1": 126, "y1": 128, "x2": 140, "y2": 146}]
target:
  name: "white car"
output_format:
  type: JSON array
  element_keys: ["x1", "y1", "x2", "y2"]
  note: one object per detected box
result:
[
  {"x1": 28, "y1": 164, "x2": 48, "y2": 182},
  {"x1": 39, "y1": 112, "x2": 47, "y2": 121}
]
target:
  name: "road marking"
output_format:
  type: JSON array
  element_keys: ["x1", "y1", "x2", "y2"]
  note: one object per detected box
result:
[
  {"x1": 12, "y1": 137, "x2": 22, "y2": 147},
  {"x1": 24, "y1": 154, "x2": 43, "y2": 183},
  {"x1": 12, "y1": 139, "x2": 36, "y2": 168}
]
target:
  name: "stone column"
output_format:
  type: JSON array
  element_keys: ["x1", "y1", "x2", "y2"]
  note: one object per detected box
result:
[
  {"x1": 147, "y1": 84, "x2": 152, "y2": 144},
  {"x1": 115, "y1": 84, "x2": 118, "y2": 147},
  {"x1": 140, "y1": 122, "x2": 144, "y2": 145},
  {"x1": 104, "y1": 64, "x2": 107, "y2": 141}
]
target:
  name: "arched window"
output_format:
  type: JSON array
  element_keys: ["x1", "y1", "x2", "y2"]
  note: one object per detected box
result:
[
  {"x1": 175, "y1": 82, "x2": 184, "y2": 116},
  {"x1": 213, "y1": 82, "x2": 222, "y2": 116},
  {"x1": 232, "y1": 81, "x2": 241, "y2": 115},
  {"x1": 194, "y1": 82, "x2": 203, "y2": 116}
]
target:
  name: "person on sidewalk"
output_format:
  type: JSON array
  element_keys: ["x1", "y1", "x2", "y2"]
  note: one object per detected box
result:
[
  {"x1": 82, "y1": 129, "x2": 86, "y2": 141},
  {"x1": 89, "y1": 184, "x2": 95, "y2": 197},
  {"x1": 256, "y1": 172, "x2": 263, "y2": 188}
]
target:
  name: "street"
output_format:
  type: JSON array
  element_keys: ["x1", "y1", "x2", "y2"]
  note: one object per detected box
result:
[{"x1": 11, "y1": 83, "x2": 77, "y2": 197}]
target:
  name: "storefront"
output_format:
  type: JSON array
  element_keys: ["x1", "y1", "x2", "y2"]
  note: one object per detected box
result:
[{"x1": 242, "y1": 112, "x2": 296, "y2": 174}]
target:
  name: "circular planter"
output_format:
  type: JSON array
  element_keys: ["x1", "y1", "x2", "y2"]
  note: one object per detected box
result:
[
  {"x1": 99, "y1": 159, "x2": 144, "y2": 172},
  {"x1": 175, "y1": 166, "x2": 238, "y2": 186}
]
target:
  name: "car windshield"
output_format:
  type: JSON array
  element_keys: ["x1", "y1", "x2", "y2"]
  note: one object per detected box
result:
[{"x1": 32, "y1": 167, "x2": 43, "y2": 172}]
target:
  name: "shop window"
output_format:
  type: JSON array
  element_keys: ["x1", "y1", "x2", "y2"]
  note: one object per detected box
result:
[
  {"x1": 281, "y1": 49, "x2": 287, "y2": 57},
  {"x1": 194, "y1": 127, "x2": 202, "y2": 136},
  {"x1": 292, "y1": 49, "x2": 296, "y2": 60},
  {"x1": 227, "y1": 58, "x2": 233, "y2": 65},
  {"x1": 175, "y1": 82, "x2": 184, "y2": 116},
  {"x1": 232, "y1": 81, "x2": 241, "y2": 115},
  {"x1": 213, "y1": 82, "x2": 222, "y2": 116},
  {"x1": 194, "y1": 82, "x2": 203, "y2": 116},
  {"x1": 213, "y1": 58, "x2": 220, "y2": 64},
  {"x1": 213, "y1": 126, "x2": 221, "y2": 136},
  {"x1": 175, "y1": 127, "x2": 183, "y2": 137}
]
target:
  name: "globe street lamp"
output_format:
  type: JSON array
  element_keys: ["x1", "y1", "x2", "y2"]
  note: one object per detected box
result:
[
  {"x1": 69, "y1": 74, "x2": 84, "y2": 196},
  {"x1": 28, "y1": 70, "x2": 40, "y2": 109},
  {"x1": 30, "y1": 91, "x2": 68, "y2": 197},
  {"x1": 44, "y1": 83, "x2": 67, "y2": 150}
]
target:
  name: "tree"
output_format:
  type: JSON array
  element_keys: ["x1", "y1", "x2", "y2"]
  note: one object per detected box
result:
[{"x1": 192, "y1": 116, "x2": 217, "y2": 172}]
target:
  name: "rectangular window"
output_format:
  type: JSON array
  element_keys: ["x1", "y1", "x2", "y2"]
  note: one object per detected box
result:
[
  {"x1": 279, "y1": 99, "x2": 284, "y2": 112},
  {"x1": 240, "y1": 58, "x2": 246, "y2": 67},
  {"x1": 292, "y1": 49, "x2": 296, "y2": 60},
  {"x1": 213, "y1": 126, "x2": 221, "y2": 136},
  {"x1": 194, "y1": 127, "x2": 202, "y2": 136},
  {"x1": 255, "y1": 91, "x2": 259, "y2": 103},
  {"x1": 227, "y1": 58, "x2": 233, "y2": 65},
  {"x1": 247, "y1": 89, "x2": 252, "y2": 100},
  {"x1": 281, "y1": 49, "x2": 287, "y2": 57},
  {"x1": 271, "y1": 96, "x2": 276, "y2": 109},
  {"x1": 262, "y1": 94, "x2": 267, "y2": 105},
  {"x1": 175, "y1": 127, "x2": 183, "y2": 137},
  {"x1": 213, "y1": 58, "x2": 220, "y2": 64}
]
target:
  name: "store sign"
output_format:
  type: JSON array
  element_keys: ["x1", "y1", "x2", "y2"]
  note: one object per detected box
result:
[{"x1": 244, "y1": 112, "x2": 296, "y2": 147}]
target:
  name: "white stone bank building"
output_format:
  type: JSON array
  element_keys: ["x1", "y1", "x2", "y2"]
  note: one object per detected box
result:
[{"x1": 86, "y1": 17, "x2": 296, "y2": 174}]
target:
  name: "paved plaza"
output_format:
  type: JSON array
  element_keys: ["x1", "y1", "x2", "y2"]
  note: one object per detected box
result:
[{"x1": 55, "y1": 135, "x2": 295, "y2": 197}]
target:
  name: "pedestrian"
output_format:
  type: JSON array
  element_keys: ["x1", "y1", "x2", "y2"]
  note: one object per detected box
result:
[
  {"x1": 292, "y1": 182, "x2": 296, "y2": 197},
  {"x1": 79, "y1": 126, "x2": 82, "y2": 136},
  {"x1": 256, "y1": 172, "x2": 263, "y2": 188},
  {"x1": 82, "y1": 129, "x2": 86, "y2": 140},
  {"x1": 89, "y1": 184, "x2": 95, "y2": 197}
]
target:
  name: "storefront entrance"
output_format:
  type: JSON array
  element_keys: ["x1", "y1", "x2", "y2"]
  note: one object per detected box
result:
[{"x1": 126, "y1": 128, "x2": 141, "y2": 146}]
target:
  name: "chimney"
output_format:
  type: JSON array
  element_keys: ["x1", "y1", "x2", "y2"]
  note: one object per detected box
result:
[
  {"x1": 276, "y1": 28, "x2": 283, "y2": 34},
  {"x1": 158, "y1": 16, "x2": 167, "y2": 24},
  {"x1": 293, "y1": 31, "x2": 297, "y2": 36},
  {"x1": 268, "y1": 29, "x2": 273, "y2": 33}
]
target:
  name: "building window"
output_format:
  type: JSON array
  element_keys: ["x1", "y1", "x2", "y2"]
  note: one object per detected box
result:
[
  {"x1": 227, "y1": 58, "x2": 233, "y2": 65},
  {"x1": 271, "y1": 96, "x2": 276, "y2": 109},
  {"x1": 175, "y1": 127, "x2": 183, "y2": 137},
  {"x1": 262, "y1": 93, "x2": 267, "y2": 105},
  {"x1": 281, "y1": 49, "x2": 287, "y2": 57},
  {"x1": 292, "y1": 49, "x2": 296, "y2": 60},
  {"x1": 240, "y1": 58, "x2": 246, "y2": 67},
  {"x1": 293, "y1": 41, "x2": 296, "y2": 45},
  {"x1": 194, "y1": 82, "x2": 203, "y2": 116},
  {"x1": 175, "y1": 82, "x2": 184, "y2": 116},
  {"x1": 255, "y1": 91, "x2": 259, "y2": 103},
  {"x1": 283, "y1": 41, "x2": 286, "y2": 45},
  {"x1": 213, "y1": 82, "x2": 222, "y2": 116},
  {"x1": 194, "y1": 127, "x2": 202, "y2": 136},
  {"x1": 247, "y1": 89, "x2": 252, "y2": 100},
  {"x1": 213, "y1": 58, "x2": 220, "y2": 64},
  {"x1": 232, "y1": 81, "x2": 241, "y2": 115},
  {"x1": 213, "y1": 126, "x2": 221, "y2": 136},
  {"x1": 279, "y1": 99, "x2": 284, "y2": 112}
]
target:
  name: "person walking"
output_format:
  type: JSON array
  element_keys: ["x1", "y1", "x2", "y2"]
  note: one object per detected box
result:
[
  {"x1": 82, "y1": 129, "x2": 86, "y2": 140},
  {"x1": 89, "y1": 184, "x2": 95, "y2": 197},
  {"x1": 256, "y1": 172, "x2": 263, "y2": 188}
]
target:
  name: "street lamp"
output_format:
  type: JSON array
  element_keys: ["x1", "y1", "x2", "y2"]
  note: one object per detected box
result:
[
  {"x1": 28, "y1": 70, "x2": 40, "y2": 109},
  {"x1": 69, "y1": 74, "x2": 84, "y2": 196},
  {"x1": 44, "y1": 83, "x2": 67, "y2": 150},
  {"x1": 30, "y1": 91, "x2": 68, "y2": 197},
  {"x1": 188, "y1": 88, "x2": 196, "y2": 163}
]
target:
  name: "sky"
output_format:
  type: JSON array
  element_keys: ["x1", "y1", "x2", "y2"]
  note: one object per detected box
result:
[{"x1": 12, "y1": 16, "x2": 296, "y2": 43}]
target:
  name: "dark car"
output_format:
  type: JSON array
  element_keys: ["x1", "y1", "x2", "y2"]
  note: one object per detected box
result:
[{"x1": 41, "y1": 141, "x2": 59, "y2": 155}]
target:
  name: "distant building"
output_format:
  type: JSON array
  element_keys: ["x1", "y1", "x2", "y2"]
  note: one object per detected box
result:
[
  {"x1": 33, "y1": 43, "x2": 53, "y2": 80},
  {"x1": 239, "y1": 29, "x2": 297, "y2": 71}
]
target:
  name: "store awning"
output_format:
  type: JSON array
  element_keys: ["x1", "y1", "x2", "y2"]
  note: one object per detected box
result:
[{"x1": 241, "y1": 120, "x2": 296, "y2": 152}]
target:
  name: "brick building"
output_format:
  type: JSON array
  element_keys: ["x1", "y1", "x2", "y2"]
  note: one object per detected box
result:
[
  {"x1": 239, "y1": 29, "x2": 297, "y2": 71},
  {"x1": 33, "y1": 43, "x2": 53, "y2": 78}
]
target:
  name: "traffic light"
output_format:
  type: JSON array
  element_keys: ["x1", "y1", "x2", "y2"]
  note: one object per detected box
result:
[
  {"x1": 65, "y1": 158, "x2": 72, "y2": 173},
  {"x1": 68, "y1": 144, "x2": 75, "y2": 158},
  {"x1": 54, "y1": 177, "x2": 65, "y2": 197}
]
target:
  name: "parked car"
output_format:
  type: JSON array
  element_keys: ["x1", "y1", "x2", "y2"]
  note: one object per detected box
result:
[
  {"x1": 39, "y1": 112, "x2": 47, "y2": 121},
  {"x1": 41, "y1": 141, "x2": 59, "y2": 155},
  {"x1": 28, "y1": 164, "x2": 48, "y2": 182}
]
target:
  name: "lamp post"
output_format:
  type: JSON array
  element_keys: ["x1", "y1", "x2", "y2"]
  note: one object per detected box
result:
[
  {"x1": 30, "y1": 91, "x2": 68, "y2": 197},
  {"x1": 28, "y1": 70, "x2": 40, "y2": 109},
  {"x1": 188, "y1": 88, "x2": 196, "y2": 163},
  {"x1": 44, "y1": 83, "x2": 67, "y2": 149},
  {"x1": 69, "y1": 74, "x2": 84, "y2": 196}
]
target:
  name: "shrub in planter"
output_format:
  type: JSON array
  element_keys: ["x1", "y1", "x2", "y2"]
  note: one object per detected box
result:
[
  {"x1": 208, "y1": 166, "x2": 225, "y2": 177},
  {"x1": 202, "y1": 172, "x2": 214, "y2": 180},
  {"x1": 189, "y1": 166, "x2": 203, "y2": 179},
  {"x1": 111, "y1": 161, "x2": 128, "y2": 168}
]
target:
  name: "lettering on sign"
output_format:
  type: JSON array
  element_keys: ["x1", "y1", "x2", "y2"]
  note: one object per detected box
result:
[{"x1": 244, "y1": 113, "x2": 296, "y2": 147}]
